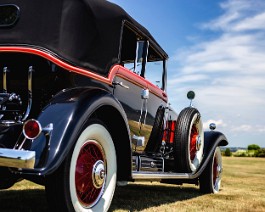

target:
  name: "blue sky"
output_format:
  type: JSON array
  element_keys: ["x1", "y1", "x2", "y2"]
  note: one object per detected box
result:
[{"x1": 108, "y1": 0, "x2": 265, "y2": 148}]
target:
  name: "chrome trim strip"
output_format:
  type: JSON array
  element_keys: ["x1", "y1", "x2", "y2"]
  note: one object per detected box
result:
[
  {"x1": 132, "y1": 172, "x2": 191, "y2": 180},
  {"x1": 0, "y1": 148, "x2": 35, "y2": 169},
  {"x1": 132, "y1": 139, "x2": 221, "y2": 181},
  {"x1": 3, "y1": 67, "x2": 8, "y2": 93}
]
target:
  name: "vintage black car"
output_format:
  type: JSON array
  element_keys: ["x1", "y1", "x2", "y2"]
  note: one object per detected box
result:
[{"x1": 0, "y1": 0, "x2": 228, "y2": 211}]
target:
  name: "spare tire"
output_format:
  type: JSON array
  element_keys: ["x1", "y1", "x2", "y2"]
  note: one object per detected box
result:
[
  {"x1": 174, "y1": 107, "x2": 204, "y2": 173},
  {"x1": 145, "y1": 106, "x2": 165, "y2": 153}
]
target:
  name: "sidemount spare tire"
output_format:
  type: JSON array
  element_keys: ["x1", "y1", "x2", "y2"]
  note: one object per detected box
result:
[
  {"x1": 174, "y1": 107, "x2": 204, "y2": 173},
  {"x1": 145, "y1": 106, "x2": 165, "y2": 153}
]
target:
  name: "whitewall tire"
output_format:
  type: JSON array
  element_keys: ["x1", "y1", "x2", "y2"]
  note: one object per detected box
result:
[
  {"x1": 174, "y1": 107, "x2": 204, "y2": 173},
  {"x1": 45, "y1": 121, "x2": 117, "y2": 212},
  {"x1": 200, "y1": 147, "x2": 222, "y2": 193}
]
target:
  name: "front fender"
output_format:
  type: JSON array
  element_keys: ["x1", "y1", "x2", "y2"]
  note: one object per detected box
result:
[
  {"x1": 204, "y1": 131, "x2": 228, "y2": 154},
  {"x1": 20, "y1": 87, "x2": 129, "y2": 176},
  {"x1": 192, "y1": 131, "x2": 228, "y2": 178}
]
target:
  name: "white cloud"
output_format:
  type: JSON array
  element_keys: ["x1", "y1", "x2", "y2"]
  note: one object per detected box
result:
[
  {"x1": 168, "y1": 74, "x2": 209, "y2": 85},
  {"x1": 176, "y1": 33, "x2": 265, "y2": 74},
  {"x1": 202, "y1": 0, "x2": 265, "y2": 32},
  {"x1": 170, "y1": 0, "x2": 265, "y2": 146},
  {"x1": 233, "y1": 12, "x2": 265, "y2": 31},
  {"x1": 231, "y1": 125, "x2": 265, "y2": 133},
  {"x1": 232, "y1": 124, "x2": 252, "y2": 132}
]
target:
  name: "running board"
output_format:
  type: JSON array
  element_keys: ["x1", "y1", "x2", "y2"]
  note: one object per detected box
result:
[
  {"x1": 132, "y1": 172, "x2": 193, "y2": 180},
  {"x1": 132, "y1": 136, "x2": 225, "y2": 181}
]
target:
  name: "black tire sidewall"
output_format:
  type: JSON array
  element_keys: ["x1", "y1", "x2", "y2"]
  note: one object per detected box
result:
[
  {"x1": 199, "y1": 147, "x2": 222, "y2": 193},
  {"x1": 174, "y1": 107, "x2": 204, "y2": 173},
  {"x1": 46, "y1": 120, "x2": 117, "y2": 212}
]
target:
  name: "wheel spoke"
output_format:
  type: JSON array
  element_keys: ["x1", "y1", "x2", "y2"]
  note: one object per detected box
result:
[
  {"x1": 75, "y1": 140, "x2": 106, "y2": 208},
  {"x1": 213, "y1": 157, "x2": 218, "y2": 183},
  {"x1": 76, "y1": 172, "x2": 90, "y2": 184},
  {"x1": 190, "y1": 125, "x2": 198, "y2": 161}
]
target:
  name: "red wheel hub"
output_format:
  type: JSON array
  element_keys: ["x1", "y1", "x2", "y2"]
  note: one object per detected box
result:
[
  {"x1": 213, "y1": 156, "x2": 218, "y2": 184},
  {"x1": 75, "y1": 141, "x2": 106, "y2": 208},
  {"x1": 190, "y1": 125, "x2": 199, "y2": 161}
]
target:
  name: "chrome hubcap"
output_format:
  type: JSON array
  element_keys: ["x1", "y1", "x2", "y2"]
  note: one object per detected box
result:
[
  {"x1": 217, "y1": 164, "x2": 222, "y2": 177},
  {"x1": 196, "y1": 135, "x2": 201, "y2": 151},
  {"x1": 92, "y1": 160, "x2": 105, "y2": 189}
]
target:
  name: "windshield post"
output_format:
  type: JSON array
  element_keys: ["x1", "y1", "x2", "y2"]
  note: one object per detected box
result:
[{"x1": 162, "y1": 59, "x2": 167, "y2": 92}]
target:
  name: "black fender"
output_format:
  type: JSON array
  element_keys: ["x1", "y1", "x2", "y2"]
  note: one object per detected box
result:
[
  {"x1": 19, "y1": 87, "x2": 131, "y2": 177},
  {"x1": 203, "y1": 131, "x2": 228, "y2": 155},
  {"x1": 163, "y1": 131, "x2": 228, "y2": 186},
  {"x1": 193, "y1": 131, "x2": 228, "y2": 178}
]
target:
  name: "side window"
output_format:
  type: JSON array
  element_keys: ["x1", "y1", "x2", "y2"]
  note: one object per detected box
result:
[
  {"x1": 134, "y1": 40, "x2": 147, "y2": 75},
  {"x1": 121, "y1": 25, "x2": 137, "y2": 71},
  {"x1": 120, "y1": 24, "x2": 165, "y2": 90},
  {"x1": 124, "y1": 40, "x2": 147, "y2": 75},
  {"x1": 124, "y1": 40, "x2": 149, "y2": 75},
  {"x1": 144, "y1": 44, "x2": 165, "y2": 90},
  {"x1": 145, "y1": 60, "x2": 164, "y2": 89},
  {"x1": 123, "y1": 61, "x2": 134, "y2": 71}
]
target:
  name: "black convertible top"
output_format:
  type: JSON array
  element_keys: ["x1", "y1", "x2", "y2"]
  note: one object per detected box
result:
[{"x1": 0, "y1": 0, "x2": 168, "y2": 75}]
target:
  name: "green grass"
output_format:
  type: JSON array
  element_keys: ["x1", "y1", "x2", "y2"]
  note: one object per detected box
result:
[{"x1": 0, "y1": 157, "x2": 265, "y2": 211}]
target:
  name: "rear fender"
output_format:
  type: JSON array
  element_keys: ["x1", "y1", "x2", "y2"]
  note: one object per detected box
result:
[{"x1": 21, "y1": 87, "x2": 131, "y2": 176}]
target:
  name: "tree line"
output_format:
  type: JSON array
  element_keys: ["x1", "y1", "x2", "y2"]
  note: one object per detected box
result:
[{"x1": 224, "y1": 144, "x2": 265, "y2": 157}]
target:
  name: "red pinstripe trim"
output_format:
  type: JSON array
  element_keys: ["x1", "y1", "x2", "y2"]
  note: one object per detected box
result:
[
  {"x1": 116, "y1": 66, "x2": 147, "y2": 88},
  {"x1": 0, "y1": 46, "x2": 118, "y2": 85},
  {"x1": 0, "y1": 46, "x2": 168, "y2": 102},
  {"x1": 117, "y1": 66, "x2": 168, "y2": 102}
]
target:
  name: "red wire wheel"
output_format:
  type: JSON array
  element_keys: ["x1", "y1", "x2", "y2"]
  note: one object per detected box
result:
[
  {"x1": 174, "y1": 107, "x2": 204, "y2": 173},
  {"x1": 212, "y1": 155, "x2": 218, "y2": 184},
  {"x1": 45, "y1": 122, "x2": 117, "y2": 212},
  {"x1": 200, "y1": 147, "x2": 223, "y2": 193},
  {"x1": 75, "y1": 140, "x2": 106, "y2": 208},
  {"x1": 190, "y1": 125, "x2": 199, "y2": 161}
]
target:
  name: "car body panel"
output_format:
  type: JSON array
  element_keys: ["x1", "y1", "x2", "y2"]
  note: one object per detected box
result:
[{"x1": 0, "y1": 0, "x2": 228, "y2": 201}]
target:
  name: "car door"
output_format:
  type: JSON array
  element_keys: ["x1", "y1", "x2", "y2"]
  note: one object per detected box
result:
[
  {"x1": 114, "y1": 40, "x2": 151, "y2": 152},
  {"x1": 114, "y1": 23, "x2": 169, "y2": 154},
  {"x1": 142, "y1": 50, "x2": 168, "y2": 153},
  {"x1": 113, "y1": 67, "x2": 148, "y2": 151}
]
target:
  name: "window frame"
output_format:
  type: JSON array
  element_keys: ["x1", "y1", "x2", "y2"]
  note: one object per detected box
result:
[{"x1": 119, "y1": 21, "x2": 167, "y2": 92}]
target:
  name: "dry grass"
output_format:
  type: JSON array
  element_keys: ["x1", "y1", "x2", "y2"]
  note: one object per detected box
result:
[{"x1": 0, "y1": 157, "x2": 264, "y2": 212}]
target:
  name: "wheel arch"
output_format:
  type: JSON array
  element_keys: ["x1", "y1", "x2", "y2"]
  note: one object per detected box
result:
[
  {"x1": 204, "y1": 131, "x2": 228, "y2": 154},
  {"x1": 90, "y1": 104, "x2": 132, "y2": 181},
  {"x1": 173, "y1": 131, "x2": 228, "y2": 184},
  {"x1": 20, "y1": 87, "x2": 132, "y2": 179},
  {"x1": 195, "y1": 131, "x2": 228, "y2": 178}
]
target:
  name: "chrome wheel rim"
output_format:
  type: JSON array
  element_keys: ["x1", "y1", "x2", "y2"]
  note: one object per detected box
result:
[{"x1": 213, "y1": 148, "x2": 222, "y2": 192}]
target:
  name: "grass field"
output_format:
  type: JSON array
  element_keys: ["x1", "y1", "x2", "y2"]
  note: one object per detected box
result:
[{"x1": 0, "y1": 157, "x2": 264, "y2": 211}]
